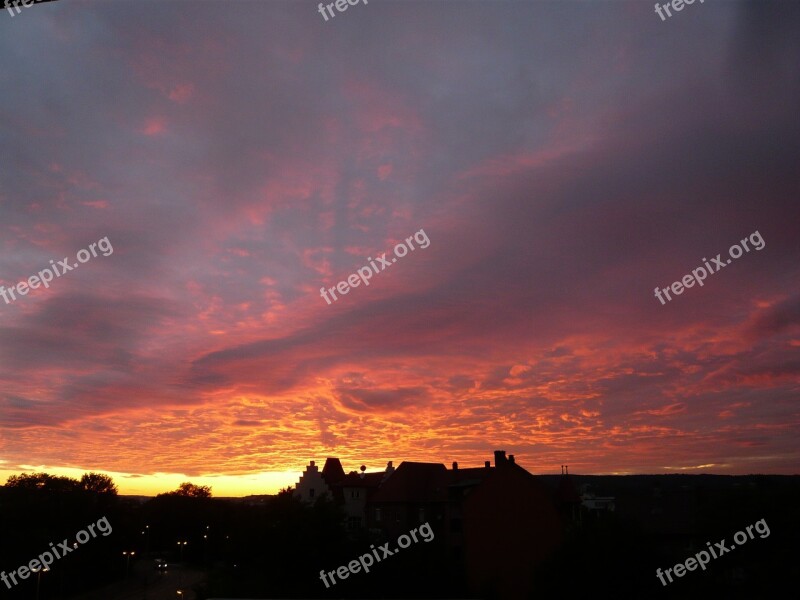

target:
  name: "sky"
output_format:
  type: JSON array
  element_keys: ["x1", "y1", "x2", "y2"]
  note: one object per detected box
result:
[{"x1": 0, "y1": 0, "x2": 799, "y2": 497}]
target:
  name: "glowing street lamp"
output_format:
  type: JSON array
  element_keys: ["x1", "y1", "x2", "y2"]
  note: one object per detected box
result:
[
  {"x1": 31, "y1": 566, "x2": 49, "y2": 600},
  {"x1": 175, "y1": 540, "x2": 188, "y2": 589},
  {"x1": 176, "y1": 540, "x2": 188, "y2": 562},
  {"x1": 122, "y1": 551, "x2": 136, "y2": 578}
]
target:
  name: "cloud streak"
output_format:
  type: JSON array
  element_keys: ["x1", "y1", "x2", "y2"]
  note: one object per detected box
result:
[{"x1": 0, "y1": 0, "x2": 798, "y2": 493}]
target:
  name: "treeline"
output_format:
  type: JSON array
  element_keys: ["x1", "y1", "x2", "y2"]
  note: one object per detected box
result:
[
  {"x1": 0, "y1": 472, "x2": 122, "y2": 598},
  {"x1": 0, "y1": 473, "x2": 383, "y2": 599},
  {"x1": 0, "y1": 473, "x2": 224, "y2": 598}
]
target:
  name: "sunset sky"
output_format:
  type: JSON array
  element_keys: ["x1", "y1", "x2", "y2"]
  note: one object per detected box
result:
[{"x1": 1, "y1": 0, "x2": 798, "y2": 497}]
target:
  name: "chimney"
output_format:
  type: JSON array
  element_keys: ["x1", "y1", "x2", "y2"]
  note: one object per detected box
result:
[
  {"x1": 485, "y1": 460, "x2": 491, "y2": 468},
  {"x1": 382, "y1": 461, "x2": 395, "y2": 482},
  {"x1": 452, "y1": 461, "x2": 458, "y2": 471},
  {"x1": 508, "y1": 454, "x2": 515, "y2": 464},
  {"x1": 494, "y1": 450, "x2": 506, "y2": 466}
]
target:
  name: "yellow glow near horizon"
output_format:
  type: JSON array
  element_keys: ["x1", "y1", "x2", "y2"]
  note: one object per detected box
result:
[{"x1": 0, "y1": 465, "x2": 302, "y2": 497}]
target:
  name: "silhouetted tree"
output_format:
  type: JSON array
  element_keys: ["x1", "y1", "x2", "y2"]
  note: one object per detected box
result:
[
  {"x1": 170, "y1": 482, "x2": 212, "y2": 498},
  {"x1": 5, "y1": 472, "x2": 80, "y2": 492},
  {"x1": 0, "y1": 471, "x2": 124, "y2": 599},
  {"x1": 80, "y1": 472, "x2": 119, "y2": 495}
]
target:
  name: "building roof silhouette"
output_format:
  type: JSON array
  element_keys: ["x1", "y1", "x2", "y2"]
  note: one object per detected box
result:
[
  {"x1": 320, "y1": 457, "x2": 345, "y2": 484},
  {"x1": 369, "y1": 461, "x2": 449, "y2": 503}
]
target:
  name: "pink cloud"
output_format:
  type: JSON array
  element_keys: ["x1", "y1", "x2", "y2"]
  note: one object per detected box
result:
[{"x1": 142, "y1": 117, "x2": 167, "y2": 136}]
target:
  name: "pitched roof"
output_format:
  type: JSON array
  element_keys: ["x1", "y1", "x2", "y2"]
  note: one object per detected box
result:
[
  {"x1": 369, "y1": 461, "x2": 449, "y2": 503},
  {"x1": 321, "y1": 457, "x2": 346, "y2": 485},
  {"x1": 449, "y1": 466, "x2": 494, "y2": 487}
]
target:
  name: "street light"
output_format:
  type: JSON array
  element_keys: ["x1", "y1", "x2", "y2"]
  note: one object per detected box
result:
[
  {"x1": 31, "y1": 566, "x2": 49, "y2": 600},
  {"x1": 176, "y1": 540, "x2": 188, "y2": 590},
  {"x1": 176, "y1": 541, "x2": 188, "y2": 562},
  {"x1": 123, "y1": 551, "x2": 136, "y2": 578}
]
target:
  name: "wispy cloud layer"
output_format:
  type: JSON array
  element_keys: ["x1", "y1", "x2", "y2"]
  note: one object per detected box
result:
[{"x1": 1, "y1": 1, "x2": 798, "y2": 493}]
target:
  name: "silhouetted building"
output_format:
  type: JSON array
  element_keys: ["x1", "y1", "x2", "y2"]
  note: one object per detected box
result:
[
  {"x1": 294, "y1": 460, "x2": 330, "y2": 503},
  {"x1": 447, "y1": 451, "x2": 562, "y2": 599},
  {"x1": 295, "y1": 458, "x2": 393, "y2": 531},
  {"x1": 339, "y1": 468, "x2": 386, "y2": 530},
  {"x1": 298, "y1": 451, "x2": 563, "y2": 599}
]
